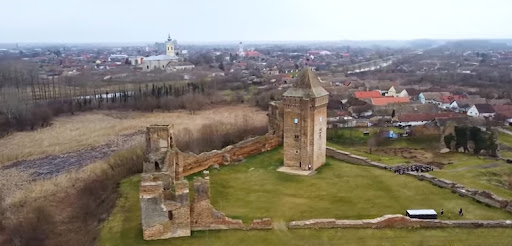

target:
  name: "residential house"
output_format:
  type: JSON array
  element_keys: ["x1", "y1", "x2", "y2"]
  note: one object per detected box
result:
[
  {"x1": 373, "y1": 103, "x2": 439, "y2": 117},
  {"x1": 488, "y1": 98, "x2": 512, "y2": 105},
  {"x1": 449, "y1": 98, "x2": 487, "y2": 113},
  {"x1": 394, "y1": 112, "x2": 461, "y2": 127},
  {"x1": 371, "y1": 97, "x2": 410, "y2": 106},
  {"x1": 167, "y1": 62, "x2": 195, "y2": 71},
  {"x1": 245, "y1": 50, "x2": 263, "y2": 58},
  {"x1": 397, "y1": 89, "x2": 409, "y2": 98},
  {"x1": 492, "y1": 105, "x2": 512, "y2": 125},
  {"x1": 386, "y1": 86, "x2": 397, "y2": 97},
  {"x1": 353, "y1": 91, "x2": 383, "y2": 99},
  {"x1": 348, "y1": 104, "x2": 373, "y2": 118},
  {"x1": 418, "y1": 92, "x2": 451, "y2": 105},
  {"x1": 405, "y1": 88, "x2": 422, "y2": 101},
  {"x1": 439, "y1": 95, "x2": 466, "y2": 109},
  {"x1": 467, "y1": 104, "x2": 496, "y2": 118}
]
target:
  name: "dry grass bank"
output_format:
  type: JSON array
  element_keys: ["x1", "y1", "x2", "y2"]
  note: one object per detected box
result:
[
  {"x1": 0, "y1": 105, "x2": 267, "y2": 165},
  {"x1": 0, "y1": 145, "x2": 144, "y2": 246}
]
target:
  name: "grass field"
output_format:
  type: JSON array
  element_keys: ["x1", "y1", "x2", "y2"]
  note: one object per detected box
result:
[
  {"x1": 498, "y1": 132, "x2": 512, "y2": 147},
  {"x1": 0, "y1": 105, "x2": 266, "y2": 165},
  {"x1": 100, "y1": 148, "x2": 512, "y2": 246},
  {"x1": 327, "y1": 142, "x2": 408, "y2": 165},
  {"x1": 430, "y1": 154, "x2": 512, "y2": 200}
]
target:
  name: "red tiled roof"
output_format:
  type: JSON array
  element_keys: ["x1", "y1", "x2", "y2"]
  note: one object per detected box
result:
[
  {"x1": 353, "y1": 91, "x2": 382, "y2": 99},
  {"x1": 497, "y1": 110, "x2": 512, "y2": 118},
  {"x1": 493, "y1": 104, "x2": 512, "y2": 113},
  {"x1": 245, "y1": 51, "x2": 263, "y2": 57},
  {"x1": 371, "y1": 97, "x2": 410, "y2": 106},
  {"x1": 440, "y1": 95, "x2": 467, "y2": 103}
]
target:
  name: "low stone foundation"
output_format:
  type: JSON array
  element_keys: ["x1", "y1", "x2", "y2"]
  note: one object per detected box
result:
[
  {"x1": 191, "y1": 172, "x2": 244, "y2": 231},
  {"x1": 288, "y1": 215, "x2": 512, "y2": 229},
  {"x1": 249, "y1": 218, "x2": 273, "y2": 230},
  {"x1": 326, "y1": 146, "x2": 512, "y2": 214}
]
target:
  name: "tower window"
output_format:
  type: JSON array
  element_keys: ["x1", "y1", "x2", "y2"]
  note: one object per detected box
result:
[
  {"x1": 294, "y1": 135, "x2": 299, "y2": 141},
  {"x1": 319, "y1": 117, "x2": 323, "y2": 122},
  {"x1": 294, "y1": 118, "x2": 299, "y2": 124},
  {"x1": 168, "y1": 211, "x2": 173, "y2": 220}
]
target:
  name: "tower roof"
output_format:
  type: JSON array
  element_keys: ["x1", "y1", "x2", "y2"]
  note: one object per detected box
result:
[{"x1": 283, "y1": 67, "x2": 329, "y2": 98}]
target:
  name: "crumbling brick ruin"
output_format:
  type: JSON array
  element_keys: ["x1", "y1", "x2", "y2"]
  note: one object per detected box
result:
[
  {"x1": 190, "y1": 171, "x2": 244, "y2": 230},
  {"x1": 140, "y1": 124, "x2": 277, "y2": 240},
  {"x1": 140, "y1": 125, "x2": 190, "y2": 240}
]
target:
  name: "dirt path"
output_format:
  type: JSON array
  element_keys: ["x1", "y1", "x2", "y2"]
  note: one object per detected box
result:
[
  {"x1": 0, "y1": 105, "x2": 266, "y2": 164},
  {"x1": 1, "y1": 131, "x2": 144, "y2": 180}
]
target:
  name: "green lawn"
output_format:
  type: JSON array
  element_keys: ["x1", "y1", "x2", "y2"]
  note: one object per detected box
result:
[
  {"x1": 498, "y1": 132, "x2": 512, "y2": 146},
  {"x1": 431, "y1": 158, "x2": 512, "y2": 200},
  {"x1": 101, "y1": 148, "x2": 512, "y2": 246},
  {"x1": 327, "y1": 127, "x2": 438, "y2": 150},
  {"x1": 327, "y1": 142, "x2": 408, "y2": 165}
]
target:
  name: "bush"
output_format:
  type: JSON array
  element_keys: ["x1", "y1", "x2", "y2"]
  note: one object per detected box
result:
[
  {"x1": 175, "y1": 118, "x2": 267, "y2": 154},
  {"x1": 2, "y1": 204, "x2": 55, "y2": 246}
]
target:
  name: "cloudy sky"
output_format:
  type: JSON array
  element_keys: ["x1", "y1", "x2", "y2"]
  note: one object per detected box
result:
[{"x1": 2, "y1": 0, "x2": 511, "y2": 43}]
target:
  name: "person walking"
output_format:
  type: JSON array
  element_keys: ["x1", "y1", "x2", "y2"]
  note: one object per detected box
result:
[
  {"x1": 458, "y1": 208, "x2": 463, "y2": 216},
  {"x1": 440, "y1": 209, "x2": 444, "y2": 216}
]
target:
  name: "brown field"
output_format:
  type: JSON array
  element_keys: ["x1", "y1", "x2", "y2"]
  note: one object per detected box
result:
[{"x1": 0, "y1": 105, "x2": 267, "y2": 165}]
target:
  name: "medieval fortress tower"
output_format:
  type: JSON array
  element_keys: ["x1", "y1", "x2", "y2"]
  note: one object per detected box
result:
[
  {"x1": 282, "y1": 67, "x2": 329, "y2": 172},
  {"x1": 139, "y1": 67, "x2": 328, "y2": 240}
]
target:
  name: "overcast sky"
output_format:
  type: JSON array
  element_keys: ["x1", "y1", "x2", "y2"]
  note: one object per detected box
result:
[{"x1": 2, "y1": 0, "x2": 512, "y2": 43}]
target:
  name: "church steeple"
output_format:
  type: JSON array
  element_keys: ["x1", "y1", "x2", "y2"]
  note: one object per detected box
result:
[{"x1": 167, "y1": 33, "x2": 172, "y2": 42}]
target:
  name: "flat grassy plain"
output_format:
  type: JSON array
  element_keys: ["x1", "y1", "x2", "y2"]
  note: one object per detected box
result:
[{"x1": 100, "y1": 148, "x2": 512, "y2": 246}]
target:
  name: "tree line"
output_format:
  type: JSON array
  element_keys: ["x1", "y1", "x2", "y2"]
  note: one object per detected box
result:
[{"x1": 443, "y1": 126, "x2": 498, "y2": 156}]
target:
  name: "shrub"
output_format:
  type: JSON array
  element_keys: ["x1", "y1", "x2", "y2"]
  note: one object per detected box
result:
[{"x1": 2, "y1": 204, "x2": 55, "y2": 246}]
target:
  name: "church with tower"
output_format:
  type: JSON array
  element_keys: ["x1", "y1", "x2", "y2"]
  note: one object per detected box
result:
[{"x1": 141, "y1": 34, "x2": 181, "y2": 72}]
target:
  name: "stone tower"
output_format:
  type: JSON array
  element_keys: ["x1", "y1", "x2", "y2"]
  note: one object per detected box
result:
[
  {"x1": 282, "y1": 67, "x2": 329, "y2": 172},
  {"x1": 140, "y1": 125, "x2": 190, "y2": 240},
  {"x1": 166, "y1": 34, "x2": 176, "y2": 57}
]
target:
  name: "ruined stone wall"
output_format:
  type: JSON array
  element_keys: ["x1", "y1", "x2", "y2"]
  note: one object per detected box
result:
[
  {"x1": 139, "y1": 179, "x2": 191, "y2": 240},
  {"x1": 178, "y1": 135, "x2": 281, "y2": 178},
  {"x1": 406, "y1": 172, "x2": 512, "y2": 212},
  {"x1": 288, "y1": 215, "x2": 512, "y2": 229},
  {"x1": 190, "y1": 173, "x2": 244, "y2": 230},
  {"x1": 268, "y1": 101, "x2": 283, "y2": 136},
  {"x1": 326, "y1": 146, "x2": 512, "y2": 214},
  {"x1": 326, "y1": 147, "x2": 388, "y2": 169}
]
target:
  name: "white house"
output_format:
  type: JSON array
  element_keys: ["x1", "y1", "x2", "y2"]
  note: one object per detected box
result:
[
  {"x1": 398, "y1": 89, "x2": 409, "y2": 98},
  {"x1": 449, "y1": 98, "x2": 486, "y2": 113},
  {"x1": 467, "y1": 104, "x2": 496, "y2": 118},
  {"x1": 394, "y1": 113, "x2": 435, "y2": 127},
  {"x1": 418, "y1": 92, "x2": 451, "y2": 105},
  {"x1": 387, "y1": 86, "x2": 397, "y2": 97}
]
